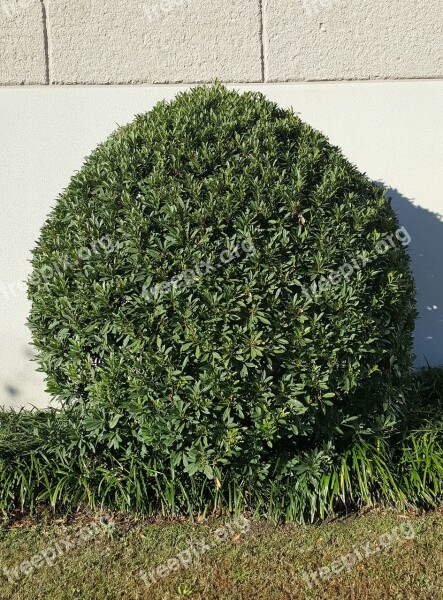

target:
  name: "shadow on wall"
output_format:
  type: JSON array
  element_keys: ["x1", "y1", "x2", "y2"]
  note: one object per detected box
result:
[
  {"x1": 1, "y1": 346, "x2": 43, "y2": 410},
  {"x1": 384, "y1": 184, "x2": 443, "y2": 368}
]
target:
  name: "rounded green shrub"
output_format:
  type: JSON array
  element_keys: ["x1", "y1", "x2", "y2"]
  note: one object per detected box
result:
[{"x1": 28, "y1": 84, "x2": 415, "y2": 489}]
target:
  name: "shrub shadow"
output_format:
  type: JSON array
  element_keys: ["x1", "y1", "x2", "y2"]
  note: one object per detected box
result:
[{"x1": 381, "y1": 184, "x2": 443, "y2": 368}]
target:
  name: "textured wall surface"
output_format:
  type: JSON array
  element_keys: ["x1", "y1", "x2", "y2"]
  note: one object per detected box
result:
[
  {"x1": 0, "y1": 0, "x2": 47, "y2": 84},
  {"x1": 48, "y1": 0, "x2": 262, "y2": 83},
  {"x1": 265, "y1": 0, "x2": 443, "y2": 81},
  {"x1": 1, "y1": 0, "x2": 442, "y2": 85}
]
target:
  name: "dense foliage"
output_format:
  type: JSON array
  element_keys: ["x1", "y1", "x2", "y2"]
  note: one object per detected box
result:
[
  {"x1": 1, "y1": 365, "x2": 443, "y2": 519},
  {"x1": 25, "y1": 84, "x2": 417, "y2": 508}
]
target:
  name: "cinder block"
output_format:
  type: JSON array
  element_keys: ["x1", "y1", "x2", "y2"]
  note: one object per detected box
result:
[
  {"x1": 265, "y1": 0, "x2": 443, "y2": 81},
  {"x1": 49, "y1": 0, "x2": 262, "y2": 84},
  {"x1": 0, "y1": 0, "x2": 47, "y2": 84}
]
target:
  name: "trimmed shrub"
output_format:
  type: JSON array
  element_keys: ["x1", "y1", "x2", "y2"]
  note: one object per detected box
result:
[{"x1": 27, "y1": 84, "x2": 416, "y2": 503}]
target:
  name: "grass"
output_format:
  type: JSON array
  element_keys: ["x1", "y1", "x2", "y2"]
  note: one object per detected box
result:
[
  {"x1": 0, "y1": 367, "x2": 442, "y2": 599},
  {"x1": 1, "y1": 405, "x2": 443, "y2": 523},
  {"x1": 0, "y1": 507, "x2": 442, "y2": 599},
  {"x1": 0, "y1": 368, "x2": 442, "y2": 597}
]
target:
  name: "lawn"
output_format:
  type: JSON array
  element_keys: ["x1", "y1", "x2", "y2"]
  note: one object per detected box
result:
[{"x1": 1, "y1": 507, "x2": 442, "y2": 599}]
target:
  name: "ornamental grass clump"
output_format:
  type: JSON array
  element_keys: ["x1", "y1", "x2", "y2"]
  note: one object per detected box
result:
[{"x1": 21, "y1": 84, "x2": 421, "y2": 519}]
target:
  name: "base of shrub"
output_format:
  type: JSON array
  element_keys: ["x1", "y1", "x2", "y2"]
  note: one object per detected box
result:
[{"x1": 1, "y1": 367, "x2": 442, "y2": 522}]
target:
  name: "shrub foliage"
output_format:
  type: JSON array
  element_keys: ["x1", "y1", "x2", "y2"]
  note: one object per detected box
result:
[{"x1": 24, "y1": 84, "x2": 418, "y2": 517}]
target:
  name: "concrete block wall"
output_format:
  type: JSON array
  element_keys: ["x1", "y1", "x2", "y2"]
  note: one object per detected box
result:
[{"x1": 1, "y1": 0, "x2": 442, "y2": 85}]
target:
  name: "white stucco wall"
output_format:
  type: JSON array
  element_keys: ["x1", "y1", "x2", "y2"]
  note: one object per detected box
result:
[
  {"x1": 1, "y1": 0, "x2": 442, "y2": 85},
  {"x1": 0, "y1": 82, "x2": 442, "y2": 409}
]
